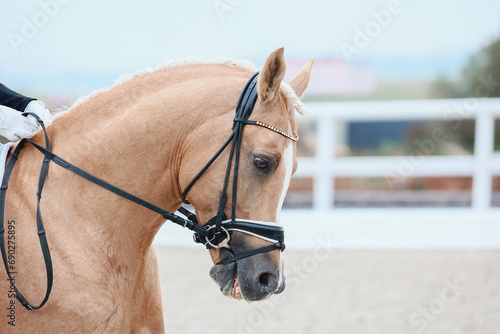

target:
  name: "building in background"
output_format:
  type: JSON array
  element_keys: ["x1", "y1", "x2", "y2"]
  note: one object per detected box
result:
[{"x1": 285, "y1": 58, "x2": 375, "y2": 97}]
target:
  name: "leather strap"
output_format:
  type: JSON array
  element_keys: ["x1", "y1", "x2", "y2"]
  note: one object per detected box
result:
[
  {"x1": 201, "y1": 219, "x2": 285, "y2": 246},
  {"x1": 24, "y1": 138, "x2": 209, "y2": 237},
  {"x1": 218, "y1": 242, "x2": 285, "y2": 265},
  {"x1": 0, "y1": 114, "x2": 53, "y2": 310}
]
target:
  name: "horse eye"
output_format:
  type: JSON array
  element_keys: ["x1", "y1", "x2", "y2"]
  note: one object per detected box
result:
[{"x1": 253, "y1": 157, "x2": 269, "y2": 171}]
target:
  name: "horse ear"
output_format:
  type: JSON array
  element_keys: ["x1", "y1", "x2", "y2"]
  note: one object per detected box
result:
[
  {"x1": 288, "y1": 59, "x2": 314, "y2": 98},
  {"x1": 258, "y1": 47, "x2": 287, "y2": 103}
]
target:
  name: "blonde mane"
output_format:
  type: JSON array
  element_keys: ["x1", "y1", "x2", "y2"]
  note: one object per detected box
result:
[{"x1": 68, "y1": 57, "x2": 306, "y2": 115}]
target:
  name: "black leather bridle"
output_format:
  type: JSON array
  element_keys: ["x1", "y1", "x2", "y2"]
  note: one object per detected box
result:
[{"x1": 0, "y1": 72, "x2": 297, "y2": 311}]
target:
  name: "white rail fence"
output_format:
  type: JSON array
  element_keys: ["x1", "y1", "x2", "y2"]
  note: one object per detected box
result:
[
  {"x1": 155, "y1": 98, "x2": 500, "y2": 249},
  {"x1": 296, "y1": 98, "x2": 500, "y2": 211}
]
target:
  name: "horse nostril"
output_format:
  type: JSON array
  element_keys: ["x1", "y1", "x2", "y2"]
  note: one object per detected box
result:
[
  {"x1": 259, "y1": 273, "x2": 270, "y2": 286},
  {"x1": 258, "y1": 272, "x2": 278, "y2": 293}
]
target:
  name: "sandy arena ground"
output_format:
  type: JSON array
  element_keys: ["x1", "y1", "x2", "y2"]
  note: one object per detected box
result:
[{"x1": 156, "y1": 247, "x2": 499, "y2": 334}]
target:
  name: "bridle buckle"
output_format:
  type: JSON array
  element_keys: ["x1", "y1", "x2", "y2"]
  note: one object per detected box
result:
[{"x1": 204, "y1": 225, "x2": 231, "y2": 249}]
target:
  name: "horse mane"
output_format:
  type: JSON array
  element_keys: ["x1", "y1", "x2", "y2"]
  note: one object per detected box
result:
[{"x1": 66, "y1": 57, "x2": 306, "y2": 116}]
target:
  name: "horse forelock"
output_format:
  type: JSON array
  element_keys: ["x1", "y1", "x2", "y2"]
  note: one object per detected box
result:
[{"x1": 64, "y1": 57, "x2": 306, "y2": 117}]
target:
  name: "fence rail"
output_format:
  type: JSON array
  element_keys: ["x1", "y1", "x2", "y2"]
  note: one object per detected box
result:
[{"x1": 293, "y1": 98, "x2": 500, "y2": 211}]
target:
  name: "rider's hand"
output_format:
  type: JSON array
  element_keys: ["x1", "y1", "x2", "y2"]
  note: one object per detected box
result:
[
  {"x1": 0, "y1": 105, "x2": 39, "y2": 141},
  {"x1": 25, "y1": 100, "x2": 53, "y2": 127}
]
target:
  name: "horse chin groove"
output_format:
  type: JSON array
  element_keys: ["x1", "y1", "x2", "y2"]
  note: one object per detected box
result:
[{"x1": 209, "y1": 248, "x2": 237, "y2": 297}]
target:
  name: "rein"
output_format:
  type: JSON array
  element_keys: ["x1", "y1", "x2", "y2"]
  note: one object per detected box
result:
[{"x1": 0, "y1": 72, "x2": 296, "y2": 310}]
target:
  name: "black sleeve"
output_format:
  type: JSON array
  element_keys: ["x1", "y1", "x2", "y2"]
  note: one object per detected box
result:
[{"x1": 0, "y1": 83, "x2": 36, "y2": 112}]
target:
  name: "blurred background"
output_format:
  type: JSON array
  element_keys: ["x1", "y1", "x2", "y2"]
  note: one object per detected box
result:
[{"x1": 1, "y1": 0, "x2": 500, "y2": 333}]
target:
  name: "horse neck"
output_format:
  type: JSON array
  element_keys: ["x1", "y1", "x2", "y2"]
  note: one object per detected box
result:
[{"x1": 33, "y1": 65, "x2": 250, "y2": 251}]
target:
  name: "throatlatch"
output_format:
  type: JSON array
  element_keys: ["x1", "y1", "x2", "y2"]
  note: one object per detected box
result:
[{"x1": 0, "y1": 72, "x2": 295, "y2": 311}]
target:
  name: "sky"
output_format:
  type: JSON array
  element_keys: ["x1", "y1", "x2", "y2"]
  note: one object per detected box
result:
[{"x1": 1, "y1": 0, "x2": 500, "y2": 97}]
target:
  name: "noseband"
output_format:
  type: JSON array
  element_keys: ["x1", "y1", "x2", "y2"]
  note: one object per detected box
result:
[{"x1": 0, "y1": 72, "x2": 297, "y2": 310}]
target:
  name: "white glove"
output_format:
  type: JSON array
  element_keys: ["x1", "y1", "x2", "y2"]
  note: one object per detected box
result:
[
  {"x1": 24, "y1": 100, "x2": 53, "y2": 127},
  {"x1": 0, "y1": 105, "x2": 39, "y2": 141}
]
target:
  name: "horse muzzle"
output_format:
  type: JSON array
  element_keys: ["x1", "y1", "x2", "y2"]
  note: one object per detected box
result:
[{"x1": 209, "y1": 242, "x2": 285, "y2": 301}]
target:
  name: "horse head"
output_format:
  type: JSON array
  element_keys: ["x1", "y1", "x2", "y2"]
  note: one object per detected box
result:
[{"x1": 180, "y1": 48, "x2": 313, "y2": 301}]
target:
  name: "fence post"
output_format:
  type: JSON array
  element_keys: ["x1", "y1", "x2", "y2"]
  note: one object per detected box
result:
[
  {"x1": 472, "y1": 109, "x2": 494, "y2": 210},
  {"x1": 314, "y1": 113, "x2": 334, "y2": 210}
]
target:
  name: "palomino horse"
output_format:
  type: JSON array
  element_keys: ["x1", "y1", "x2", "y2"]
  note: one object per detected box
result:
[{"x1": 0, "y1": 47, "x2": 313, "y2": 333}]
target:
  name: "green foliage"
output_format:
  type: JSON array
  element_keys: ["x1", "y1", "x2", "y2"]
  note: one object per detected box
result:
[
  {"x1": 433, "y1": 34, "x2": 500, "y2": 98},
  {"x1": 431, "y1": 34, "x2": 500, "y2": 152},
  {"x1": 462, "y1": 36, "x2": 500, "y2": 97},
  {"x1": 430, "y1": 74, "x2": 466, "y2": 99}
]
